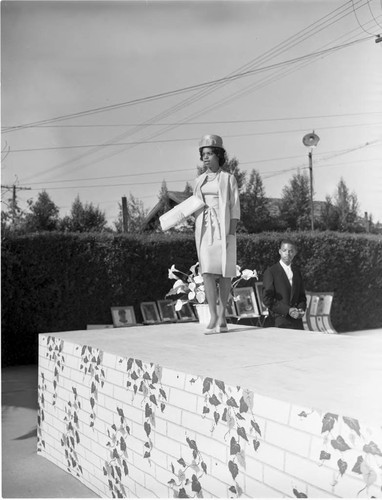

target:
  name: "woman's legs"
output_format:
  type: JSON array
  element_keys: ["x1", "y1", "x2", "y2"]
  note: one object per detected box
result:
[
  {"x1": 203, "y1": 273, "x2": 218, "y2": 329},
  {"x1": 218, "y1": 276, "x2": 231, "y2": 328}
]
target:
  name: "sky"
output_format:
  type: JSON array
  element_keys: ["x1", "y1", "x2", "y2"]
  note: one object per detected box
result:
[{"x1": 2, "y1": 0, "x2": 382, "y2": 227}]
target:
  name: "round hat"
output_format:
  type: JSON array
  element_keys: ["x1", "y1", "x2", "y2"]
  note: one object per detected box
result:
[{"x1": 199, "y1": 134, "x2": 225, "y2": 151}]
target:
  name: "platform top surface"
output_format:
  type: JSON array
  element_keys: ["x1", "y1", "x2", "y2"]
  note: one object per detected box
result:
[{"x1": 40, "y1": 324, "x2": 382, "y2": 425}]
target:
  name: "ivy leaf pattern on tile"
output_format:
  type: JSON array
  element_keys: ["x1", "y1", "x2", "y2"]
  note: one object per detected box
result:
[
  {"x1": 103, "y1": 406, "x2": 131, "y2": 498},
  {"x1": 78, "y1": 345, "x2": 105, "y2": 428},
  {"x1": 363, "y1": 441, "x2": 382, "y2": 457},
  {"x1": 61, "y1": 387, "x2": 83, "y2": 477},
  {"x1": 300, "y1": 408, "x2": 382, "y2": 495},
  {"x1": 37, "y1": 372, "x2": 47, "y2": 452},
  {"x1": 201, "y1": 376, "x2": 262, "y2": 497},
  {"x1": 121, "y1": 357, "x2": 167, "y2": 461},
  {"x1": 168, "y1": 437, "x2": 206, "y2": 498},
  {"x1": 46, "y1": 336, "x2": 65, "y2": 406},
  {"x1": 321, "y1": 412, "x2": 338, "y2": 433},
  {"x1": 330, "y1": 435, "x2": 351, "y2": 452}
]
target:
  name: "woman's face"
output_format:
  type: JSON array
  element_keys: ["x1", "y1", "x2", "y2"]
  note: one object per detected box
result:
[{"x1": 201, "y1": 147, "x2": 220, "y2": 172}]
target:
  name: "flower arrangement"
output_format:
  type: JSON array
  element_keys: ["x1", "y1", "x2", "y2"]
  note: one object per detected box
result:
[
  {"x1": 167, "y1": 262, "x2": 258, "y2": 312},
  {"x1": 167, "y1": 263, "x2": 206, "y2": 311}
]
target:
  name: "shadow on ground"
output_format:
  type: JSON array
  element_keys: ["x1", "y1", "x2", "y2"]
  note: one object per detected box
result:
[{"x1": 2, "y1": 364, "x2": 96, "y2": 498}]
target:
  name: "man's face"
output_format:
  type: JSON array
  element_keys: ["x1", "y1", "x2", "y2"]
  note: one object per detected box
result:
[{"x1": 279, "y1": 243, "x2": 296, "y2": 266}]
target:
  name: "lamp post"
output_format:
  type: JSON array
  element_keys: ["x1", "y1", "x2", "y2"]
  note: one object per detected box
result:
[{"x1": 302, "y1": 131, "x2": 320, "y2": 231}]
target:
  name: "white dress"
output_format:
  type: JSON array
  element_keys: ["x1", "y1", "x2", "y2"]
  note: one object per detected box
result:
[{"x1": 199, "y1": 173, "x2": 222, "y2": 275}]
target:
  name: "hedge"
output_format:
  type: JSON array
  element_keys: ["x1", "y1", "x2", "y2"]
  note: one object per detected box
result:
[{"x1": 2, "y1": 231, "x2": 382, "y2": 366}]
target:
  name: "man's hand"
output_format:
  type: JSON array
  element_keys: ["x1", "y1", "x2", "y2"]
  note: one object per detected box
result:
[
  {"x1": 297, "y1": 308, "x2": 305, "y2": 318},
  {"x1": 289, "y1": 307, "x2": 305, "y2": 319},
  {"x1": 289, "y1": 307, "x2": 299, "y2": 319}
]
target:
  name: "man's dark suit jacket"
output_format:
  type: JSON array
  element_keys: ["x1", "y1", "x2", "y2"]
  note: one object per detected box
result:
[{"x1": 262, "y1": 262, "x2": 307, "y2": 330}]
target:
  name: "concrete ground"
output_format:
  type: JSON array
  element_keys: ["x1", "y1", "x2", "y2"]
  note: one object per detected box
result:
[
  {"x1": 2, "y1": 365, "x2": 97, "y2": 498},
  {"x1": 2, "y1": 325, "x2": 382, "y2": 498}
]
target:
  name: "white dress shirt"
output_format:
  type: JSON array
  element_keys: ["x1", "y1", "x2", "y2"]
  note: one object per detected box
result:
[{"x1": 280, "y1": 260, "x2": 293, "y2": 286}]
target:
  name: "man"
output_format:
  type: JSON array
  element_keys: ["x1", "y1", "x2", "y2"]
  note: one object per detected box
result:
[{"x1": 262, "y1": 239, "x2": 307, "y2": 330}]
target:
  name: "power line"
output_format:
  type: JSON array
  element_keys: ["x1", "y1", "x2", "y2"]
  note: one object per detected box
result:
[
  {"x1": 74, "y1": 2, "x2": 374, "y2": 175},
  {"x1": 19, "y1": 141, "x2": 379, "y2": 191},
  {"x1": 2, "y1": 36, "x2": 370, "y2": 134},
  {"x1": 18, "y1": 0, "x2": 376, "y2": 183},
  {"x1": 352, "y1": 0, "x2": 379, "y2": 33},
  {"x1": 108, "y1": 0, "x2": 372, "y2": 156},
  {"x1": 201, "y1": 16, "x2": 380, "y2": 118},
  {"x1": 7, "y1": 111, "x2": 381, "y2": 129},
  {"x1": 9, "y1": 122, "x2": 382, "y2": 154}
]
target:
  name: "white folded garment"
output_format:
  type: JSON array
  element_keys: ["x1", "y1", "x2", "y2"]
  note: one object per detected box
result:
[{"x1": 159, "y1": 195, "x2": 205, "y2": 231}]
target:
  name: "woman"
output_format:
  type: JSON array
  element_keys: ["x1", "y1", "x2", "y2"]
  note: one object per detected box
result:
[{"x1": 193, "y1": 135, "x2": 240, "y2": 333}]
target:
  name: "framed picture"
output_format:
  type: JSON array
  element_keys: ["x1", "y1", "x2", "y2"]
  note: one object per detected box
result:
[
  {"x1": 226, "y1": 296, "x2": 237, "y2": 317},
  {"x1": 255, "y1": 282, "x2": 269, "y2": 316},
  {"x1": 87, "y1": 324, "x2": 114, "y2": 330},
  {"x1": 233, "y1": 287, "x2": 260, "y2": 318},
  {"x1": 157, "y1": 300, "x2": 178, "y2": 322},
  {"x1": 140, "y1": 302, "x2": 161, "y2": 324},
  {"x1": 111, "y1": 306, "x2": 137, "y2": 327},
  {"x1": 176, "y1": 302, "x2": 196, "y2": 321}
]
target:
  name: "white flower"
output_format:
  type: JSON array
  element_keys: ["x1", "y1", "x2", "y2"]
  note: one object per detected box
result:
[
  {"x1": 175, "y1": 299, "x2": 186, "y2": 311},
  {"x1": 196, "y1": 290, "x2": 206, "y2": 303},
  {"x1": 168, "y1": 264, "x2": 179, "y2": 280},
  {"x1": 173, "y1": 279, "x2": 187, "y2": 292},
  {"x1": 189, "y1": 262, "x2": 199, "y2": 276},
  {"x1": 241, "y1": 269, "x2": 255, "y2": 280}
]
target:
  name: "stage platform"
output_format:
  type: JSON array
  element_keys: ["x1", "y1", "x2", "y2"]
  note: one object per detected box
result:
[{"x1": 37, "y1": 323, "x2": 382, "y2": 498}]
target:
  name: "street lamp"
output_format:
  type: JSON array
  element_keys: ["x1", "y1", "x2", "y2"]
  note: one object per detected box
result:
[{"x1": 302, "y1": 131, "x2": 320, "y2": 230}]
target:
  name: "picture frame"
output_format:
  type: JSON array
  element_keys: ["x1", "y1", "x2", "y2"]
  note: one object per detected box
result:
[
  {"x1": 140, "y1": 301, "x2": 161, "y2": 324},
  {"x1": 176, "y1": 302, "x2": 196, "y2": 321},
  {"x1": 157, "y1": 299, "x2": 178, "y2": 322},
  {"x1": 255, "y1": 282, "x2": 269, "y2": 316},
  {"x1": 233, "y1": 287, "x2": 260, "y2": 318},
  {"x1": 225, "y1": 296, "x2": 237, "y2": 317},
  {"x1": 87, "y1": 324, "x2": 114, "y2": 330},
  {"x1": 110, "y1": 306, "x2": 137, "y2": 327}
]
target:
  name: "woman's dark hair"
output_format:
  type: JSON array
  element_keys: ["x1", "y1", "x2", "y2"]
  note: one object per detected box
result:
[{"x1": 199, "y1": 147, "x2": 226, "y2": 167}]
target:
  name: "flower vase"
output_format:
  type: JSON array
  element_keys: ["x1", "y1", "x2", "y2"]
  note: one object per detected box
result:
[{"x1": 194, "y1": 304, "x2": 210, "y2": 326}]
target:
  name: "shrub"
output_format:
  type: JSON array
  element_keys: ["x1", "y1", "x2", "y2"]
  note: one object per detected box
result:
[{"x1": 2, "y1": 231, "x2": 381, "y2": 366}]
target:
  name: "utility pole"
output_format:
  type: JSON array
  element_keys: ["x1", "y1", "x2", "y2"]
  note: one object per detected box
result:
[
  {"x1": 302, "y1": 132, "x2": 320, "y2": 231},
  {"x1": 121, "y1": 196, "x2": 128, "y2": 233},
  {"x1": 308, "y1": 151, "x2": 314, "y2": 231},
  {"x1": 1, "y1": 184, "x2": 31, "y2": 223}
]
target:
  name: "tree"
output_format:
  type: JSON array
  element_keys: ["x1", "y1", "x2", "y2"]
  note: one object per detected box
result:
[
  {"x1": 240, "y1": 169, "x2": 270, "y2": 233},
  {"x1": 23, "y1": 191, "x2": 60, "y2": 232},
  {"x1": 1, "y1": 190, "x2": 26, "y2": 234},
  {"x1": 321, "y1": 178, "x2": 361, "y2": 232},
  {"x1": 158, "y1": 180, "x2": 171, "y2": 213},
  {"x1": 60, "y1": 195, "x2": 108, "y2": 232},
  {"x1": 279, "y1": 172, "x2": 311, "y2": 230},
  {"x1": 320, "y1": 194, "x2": 340, "y2": 231},
  {"x1": 114, "y1": 194, "x2": 148, "y2": 233}
]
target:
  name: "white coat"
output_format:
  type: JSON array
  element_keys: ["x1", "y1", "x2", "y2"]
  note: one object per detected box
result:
[{"x1": 193, "y1": 170, "x2": 240, "y2": 277}]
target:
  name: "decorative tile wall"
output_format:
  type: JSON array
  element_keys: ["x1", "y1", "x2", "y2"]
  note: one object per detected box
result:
[{"x1": 38, "y1": 334, "x2": 382, "y2": 498}]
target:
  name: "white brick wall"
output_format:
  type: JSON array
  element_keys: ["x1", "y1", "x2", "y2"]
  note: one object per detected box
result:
[
  {"x1": 265, "y1": 420, "x2": 311, "y2": 456},
  {"x1": 168, "y1": 387, "x2": 198, "y2": 412},
  {"x1": 252, "y1": 393, "x2": 291, "y2": 423},
  {"x1": 38, "y1": 334, "x2": 382, "y2": 498}
]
